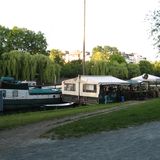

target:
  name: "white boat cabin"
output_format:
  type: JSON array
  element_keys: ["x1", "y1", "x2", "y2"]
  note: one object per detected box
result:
[
  {"x1": 62, "y1": 75, "x2": 128, "y2": 104},
  {"x1": 21, "y1": 80, "x2": 37, "y2": 87}
]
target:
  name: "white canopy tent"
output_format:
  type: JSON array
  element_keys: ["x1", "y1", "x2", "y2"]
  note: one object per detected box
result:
[
  {"x1": 80, "y1": 75, "x2": 128, "y2": 85},
  {"x1": 62, "y1": 75, "x2": 128, "y2": 98},
  {"x1": 62, "y1": 75, "x2": 129, "y2": 104},
  {"x1": 131, "y1": 74, "x2": 160, "y2": 82}
]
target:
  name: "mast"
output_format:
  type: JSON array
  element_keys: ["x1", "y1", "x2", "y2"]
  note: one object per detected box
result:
[{"x1": 82, "y1": 0, "x2": 86, "y2": 75}]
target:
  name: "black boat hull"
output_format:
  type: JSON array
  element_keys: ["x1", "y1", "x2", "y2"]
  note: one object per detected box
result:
[{"x1": 3, "y1": 98, "x2": 62, "y2": 111}]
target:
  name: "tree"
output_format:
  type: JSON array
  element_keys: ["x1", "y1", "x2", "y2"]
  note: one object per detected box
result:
[
  {"x1": 0, "y1": 25, "x2": 48, "y2": 55},
  {"x1": 33, "y1": 54, "x2": 61, "y2": 84},
  {"x1": 0, "y1": 25, "x2": 10, "y2": 55},
  {"x1": 88, "y1": 61, "x2": 110, "y2": 75},
  {"x1": 91, "y1": 45, "x2": 121, "y2": 61},
  {"x1": 127, "y1": 63, "x2": 141, "y2": 79},
  {"x1": 49, "y1": 49, "x2": 65, "y2": 65},
  {"x1": 149, "y1": 9, "x2": 160, "y2": 51},
  {"x1": 109, "y1": 53, "x2": 126, "y2": 64},
  {"x1": 139, "y1": 60, "x2": 153, "y2": 74},
  {"x1": 103, "y1": 46, "x2": 120, "y2": 55},
  {"x1": 61, "y1": 60, "x2": 82, "y2": 78},
  {"x1": 108, "y1": 62, "x2": 128, "y2": 79},
  {"x1": 90, "y1": 51, "x2": 107, "y2": 61},
  {"x1": 153, "y1": 61, "x2": 160, "y2": 76},
  {"x1": 0, "y1": 51, "x2": 61, "y2": 84}
]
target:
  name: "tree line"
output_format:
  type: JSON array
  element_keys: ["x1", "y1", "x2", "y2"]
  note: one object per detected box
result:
[
  {"x1": 1, "y1": 16, "x2": 160, "y2": 84},
  {"x1": 0, "y1": 50, "x2": 60, "y2": 84},
  {"x1": 61, "y1": 54, "x2": 160, "y2": 80},
  {"x1": 0, "y1": 25, "x2": 60, "y2": 84},
  {"x1": 0, "y1": 25, "x2": 47, "y2": 55}
]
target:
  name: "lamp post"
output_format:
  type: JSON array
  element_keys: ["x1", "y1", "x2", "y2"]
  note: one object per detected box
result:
[{"x1": 82, "y1": 0, "x2": 86, "y2": 75}]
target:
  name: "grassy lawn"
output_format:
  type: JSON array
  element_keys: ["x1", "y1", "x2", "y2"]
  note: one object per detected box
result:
[
  {"x1": 46, "y1": 98, "x2": 160, "y2": 139},
  {"x1": 0, "y1": 101, "x2": 128, "y2": 131}
]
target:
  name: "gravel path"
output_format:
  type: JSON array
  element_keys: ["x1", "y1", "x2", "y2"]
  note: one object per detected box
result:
[
  {"x1": 1, "y1": 100, "x2": 160, "y2": 160},
  {"x1": 1, "y1": 121, "x2": 160, "y2": 160},
  {"x1": 0, "y1": 101, "x2": 143, "y2": 149}
]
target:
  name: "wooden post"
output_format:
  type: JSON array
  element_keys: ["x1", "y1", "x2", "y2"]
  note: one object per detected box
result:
[
  {"x1": 0, "y1": 91, "x2": 3, "y2": 112},
  {"x1": 78, "y1": 75, "x2": 81, "y2": 104}
]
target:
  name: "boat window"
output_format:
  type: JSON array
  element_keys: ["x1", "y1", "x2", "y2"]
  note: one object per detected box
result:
[
  {"x1": 2, "y1": 90, "x2": 6, "y2": 97},
  {"x1": 64, "y1": 83, "x2": 76, "y2": 91},
  {"x1": 83, "y1": 84, "x2": 97, "y2": 93},
  {"x1": 12, "y1": 90, "x2": 18, "y2": 97}
]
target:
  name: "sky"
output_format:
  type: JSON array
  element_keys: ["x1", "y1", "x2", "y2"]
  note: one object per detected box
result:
[{"x1": 0, "y1": 0, "x2": 160, "y2": 61}]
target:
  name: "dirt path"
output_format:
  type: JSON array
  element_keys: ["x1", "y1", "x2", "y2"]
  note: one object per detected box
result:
[{"x1": 0, "y1": 101, "x2": 145, "y2": 150}]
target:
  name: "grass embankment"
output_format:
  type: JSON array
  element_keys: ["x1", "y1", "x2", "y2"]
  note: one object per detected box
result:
[
  {"x1": 0, "y1": 102, "x2": 124, "y2": 131},
  {"x1": 46, "y1": 98, "x2": 160, "y2": 139}
]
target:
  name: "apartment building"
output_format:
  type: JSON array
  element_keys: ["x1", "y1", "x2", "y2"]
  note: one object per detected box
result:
[
  {"x1": 62, "y1": 50, "x2": 91, "y2": 62},
  {"x1": 121, "y1": 52, "x2": 146, "y2": 63}
]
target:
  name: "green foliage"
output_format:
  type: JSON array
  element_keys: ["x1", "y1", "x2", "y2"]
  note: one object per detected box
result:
[
  {"x1": 85, "y1": 60, "x2": 128, "y2": 79},
  {"x1": 90, "y1": 61, "x2": 109, "y2": 75},
  {"x1": 49, "y1": 49, "x2": 65, "y2": 65},
  {"x1": 139, "y1": 60, "x2": 153, "y2": 74},
  {"x1": 0, "y1": 25, "x2": 48, "y2": 55},
  {"x1": 108, "y1": 62, "x2": 128, "y2": 79},
  {"x1": 88, "y1": 46, "x2": 128, "y2": 78},
  {"x1": 91, "y1": 45, "x2": 122, "y2": 62},
  {"x1": 0, "y1": 51, "x2": 61, "y2": 84},
  {"x1": 153, "y1": 61, "x2": 160, "y2": 76},
  {"x1": 90, "y1": 51, "x2": 107, "y2": 61},
  {"x1": 127, "y1": 63, "x2": 141, "y2": 79},
  {"x1": 103, "y1": 45, "x2": 120, "y2": 55},
  {"x1": 92, "y1": 45, "x2": 104, "y2": 53},
  {"x1": 61, "y1": 60, "x2": 83, "y2": 78},
  {"x1": 109, "y1": 53, "x2": 126, "y2": 64},
  {"x1": 149, "y1": 9, "x2": 160, "y2": 51},
  {"x1": 0, "y1": 25, "x2": 10, "y2": 54}
]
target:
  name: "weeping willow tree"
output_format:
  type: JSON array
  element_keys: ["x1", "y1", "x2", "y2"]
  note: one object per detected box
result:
[
  {"x1": 85, "y1": 60, "x2": 128, "y2": 79},
  {"x1": 0, "y1": 50, "x2": 61, "y2": 84},
  {"x1": 85, "y1": 61, "x2": 110, "y2": 75},
  {"x1": 19, "y1": 53, "x2": 31, "y2": 80},
  {"x1": 44, "y1": 59, "x2": 61, "y2": 84},
  {"x1": 44, "y1": 61, "x2": 56, "y2": 84},
  {"x1": 1, "y1": 51, "x2": 21, "y2": 79},
  {"x1": 108, "y1": 62, "x2": 128, "y2": 79},
  {"x1": 34, "y1": 54, "x2": 47, "y2": 83},
  {"x1": 29, "y1": 54, "x2": 61, "y2": 84},
  {"x1": 29, "y1": 54, "x2": 37, "y2": 80},
  {"x1": 1, "y1": 51, "x2": 34, "y2": 80},
  {"x1": 85, "y1": 61, "x2": 93, "y2": 75}
]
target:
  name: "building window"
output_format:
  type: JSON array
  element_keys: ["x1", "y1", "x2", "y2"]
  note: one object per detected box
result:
[
  {"x1": 64, "y1": 83, "x2": 76, "y2": 91},
  {"x1": 83, "y1": 84, "x2": 97, "y2": 93},
  {"x1": 12, "y1": 90, "x2": 18, "y2": 97}
]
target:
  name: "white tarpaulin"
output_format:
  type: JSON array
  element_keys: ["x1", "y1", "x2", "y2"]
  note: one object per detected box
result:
[
  {"x1": 80, "y1": 75, "x2": 128, "y2": 85},
  {"x1": 131, "y1": 74, "x2": 160, "y2": 82}
]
